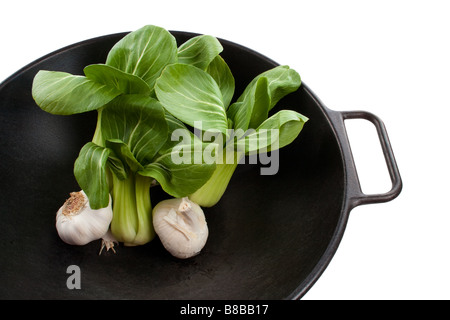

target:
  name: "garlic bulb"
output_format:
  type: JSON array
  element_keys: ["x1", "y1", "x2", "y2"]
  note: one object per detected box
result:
[
  {"x1": 56, "y1": 190, "x2": 113, "y2": 246},
  {"x1": 153, "y1": 197, "x2": 208, "y2": 259}
]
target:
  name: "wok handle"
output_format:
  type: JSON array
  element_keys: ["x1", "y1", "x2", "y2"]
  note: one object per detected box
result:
[{"x1": 338, "y1": 110, "x2": 402, "y2": 208}]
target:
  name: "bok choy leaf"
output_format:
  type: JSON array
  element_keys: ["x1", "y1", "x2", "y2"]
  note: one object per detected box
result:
[
  {"x1": 177, "y1": 34, "x2": 223, "y2": 70},
  {"x1": 105, "y1": 25, "x2": 178, "y2": 91},
  {"x1": 31, "y1": 70, "x2": 123, "y2": 115},
  {"x1": 155, "y1": 63, "x2": 229, "y2": 136},
  {"x1": 73, "y1": 142, "x2": 112, "y2": 209},
  {"x1": 100, "y1": 95, "x2": 168, "y2": 163},
  {"x1": 236, "y1": 65, "x2": 302, "y2": 110},
  {"x1": 206, "y1": 55, "x2": 235, "y2": 110},
  {"x1": 84, "y1": 64, "x2": 152, "y2": 95}
]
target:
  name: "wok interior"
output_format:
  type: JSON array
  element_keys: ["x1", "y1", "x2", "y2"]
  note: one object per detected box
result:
[{"x1": 0, "y1": 32, "x2": 345, "y2": 299}]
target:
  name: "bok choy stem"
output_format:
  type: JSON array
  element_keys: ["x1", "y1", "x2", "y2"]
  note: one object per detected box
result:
[
  {"x1": 110, "y1": 173, "x2": 154, "y2": 246},
  {"x1": 190, "y1": 149, "x2": 242, "y2": 207},
  {"x1": 133, "y1": 174, "x2": 154, "y2": 245},
  {"x1": 92, "y1": 109, "x2": 104, "y2": 147}
]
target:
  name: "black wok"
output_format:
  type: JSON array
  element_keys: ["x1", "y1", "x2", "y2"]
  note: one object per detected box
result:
[{"x1": 0, "y1": 31, "x2": 402, "y2": 299}]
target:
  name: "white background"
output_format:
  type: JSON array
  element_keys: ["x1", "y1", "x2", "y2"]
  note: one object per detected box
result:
[{"x1": 1, "y1": 0, "x2": 449, "y2": 300}]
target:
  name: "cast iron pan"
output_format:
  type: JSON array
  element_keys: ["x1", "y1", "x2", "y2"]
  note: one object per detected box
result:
[{"x1": 0, "y1": 31, "x2": 402, "y2": 299}]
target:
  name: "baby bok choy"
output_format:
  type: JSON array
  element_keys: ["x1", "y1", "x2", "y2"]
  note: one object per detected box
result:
[
  {"x1": 31, "y1": 25, "x2": 217, "y2": 248},
  {"x1": 154, "y1": 63, "x2": 308, "y2": 207},
  {"x1": 73, "y1": 95, "x2": 215, "y2": 246},
  {"x1": 31, "y1": 23, "x2": 308, "y2": 259}
]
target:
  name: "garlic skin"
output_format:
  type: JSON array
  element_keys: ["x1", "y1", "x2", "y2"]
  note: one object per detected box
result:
[
  {"x1": 56, "y1": 191, "x2": 113, "y2": 246},
  {"x1": 153, "y1": 197, "x2": 208, "y2": 259}
]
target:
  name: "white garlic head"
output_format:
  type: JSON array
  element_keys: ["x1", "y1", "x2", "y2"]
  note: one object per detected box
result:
[
  {"x1": 153, "y1": 197, "x2": 208, "y2": 259},
  {"x1": 56, "y1": 191, "x2": 113, "y2": 246}
]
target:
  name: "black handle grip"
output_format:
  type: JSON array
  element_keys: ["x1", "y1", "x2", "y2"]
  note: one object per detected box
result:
[{"x1": 337, "y1": 110, "x2": 402, "y2": 208}]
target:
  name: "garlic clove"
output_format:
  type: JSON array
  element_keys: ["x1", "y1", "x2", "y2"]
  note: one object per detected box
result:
[
  {"x1": 153, "y1": 197, "x2": 208, "y2": 259},
  {"x1": 56, "y1": 191, "x2": 113, "y2": 246}
]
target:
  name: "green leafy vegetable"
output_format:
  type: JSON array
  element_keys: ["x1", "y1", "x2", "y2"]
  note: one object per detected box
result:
[
  {"x1": 177, "y1": 35, "x2": 223, "y2": 70},
  {"x1": 236, "y1": 65, "x2": 302, "y2": 110},
  {"x1": 155, "y1": 63, "x2": 229, "y2": 136},
  {"x1": 32, "y1": 24, "x2": 308, "y2": 252},
  {"x1": 187, "y1": 65, "x2": 307, "y2": 207},
  {"x1": 32, "y1": 25, "x2": 219, "y2": 247},
  {"x1": 84, "y1": 64, "x2": 152, "y2": 95},
  {"x1": 31, "y1": 70, "x2": 122, "y2": 115},
  {"x1": 105, "y1": 25, "x2": 178, "y2": 91},
  {"x1": 236, "y1": 109, "x2": 309, "y2": 154},
  {"x1": 100, "y1": 95, "x2": 168, "y2": 164},
  {"x1": 73, "y1": 95, "x2": 167, "y2": 244},
  {"x1": 72, "y1": 94, "x2": 215, "y2": 245},
  {"x1": 73, "y1": 142, "x2": 112, "y2": 209},
  {"x1": 206, "y1": 55, "x2": 235, "y2": 109},
  {"x1": 139, "y1": 143, "x2": 216, "y2": 198},
  {"x1": 227, "y1": 76, "x2": 271, "y2": 133}
]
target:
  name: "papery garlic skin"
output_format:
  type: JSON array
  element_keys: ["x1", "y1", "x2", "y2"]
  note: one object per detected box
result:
[
  {"x1": 153, "y1": 197, "x2": 208, "y2": 259},
  {"x1": 56, "y1": 191, "x2": 113, "y2": 246}
]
